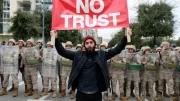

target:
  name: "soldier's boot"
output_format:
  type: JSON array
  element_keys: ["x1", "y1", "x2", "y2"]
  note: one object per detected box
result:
[
  {"x1": 173, "y1": 95, "x2": 179, "y2": 101},
  {"x1": 13, "y1": 88, "x2": 18, "y2": 97},
  {"x1": 103, "y1": 93, "x2": 108, "y2": 101},
  {"x1": 136, "y1": 97, "x2": 142, "y2": 101},
  {"x1": 25, "y1": 85, "x2": 28, "y2": 93},
  {"x1": 40, "y1": 88, "x2": 48, "y2": 96},
  {"x1": 70, "y1": 90, "x2": 75, "y2": 99},
  {"x1": 24, "y1": 89, "x2": 32, "y2": 97},
  {"x1": 141, "y1": 97, "x2": 145, "y2": 101},
  {"x1": 59, "y1": 89, "x2": 66, "y2": 97},
  {"x1": 124, "y1": 96, "x2": 130, "y2": 100},
  {"x1": 109, "y1": 92, "x2": 116, "y2": 101},
  {"x1": 150, "y1": 97, "x2": 155, "y2": 101},
  {"x1": 0, "y1": 87, "x2": 7, "y2": 96},
  {"x1": 8, "y1": 84, "x2": 14, "y2": 92},
  {"x1": 33, "y1": 89, "x2": 39, "y2": 99},
  {"x1": 52, "y1": 90, "x2": 57, "y2": 98},
  {"x1": 120, "y1": 93, "x2": 127, "y2": 101},
  {"x1": 155, "y1": 92, "x2": 163, "y2": 101},
  {"x1": 48, "y1": 89, "x2": 53, "y2": 93}
]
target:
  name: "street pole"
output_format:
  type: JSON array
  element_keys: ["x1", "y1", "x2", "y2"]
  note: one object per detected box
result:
[{"x1": 42, "y1": 0, "x2": 45, "y2": 48}]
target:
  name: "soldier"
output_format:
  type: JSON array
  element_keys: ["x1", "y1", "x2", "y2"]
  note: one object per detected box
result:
[
  {"x1": 141, "y1": 46, "x2": 158, "y2": 101},
  {"x1": 18, "y1": 40, "x2": 27, "y2": 93},
  {"x1": 59, "y1": 41, "x2": 73, "y2": 98},
  {"x1": 41, "y1": 41, "x2": 59, "y2": 98},
  {"x1": 155, "y1": 42, "x2": 177, "y2": 101},
  {"x1": 98, "y1": 43, "x2": 110, "y2": 101},
  {"x1": 76, "y1": 44, "x2": 82, "y2": 51},
  {"x1": 173, "y1": 47, "x2": 180, "y2": 101},
  {"x1": 109, "y1": 48, "x2": 127, "y2": 101},
  {"x1": 125, "y1": 45, "x2": 142, "y2": 101},
  {"x1": 22, "y1": 39, "x2": 40, "y2": 99},
  {"x1": 0, "y1": 39, "x2": 19, "y2": 97}
]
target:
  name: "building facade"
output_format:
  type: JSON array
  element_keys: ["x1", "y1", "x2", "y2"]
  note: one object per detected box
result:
[{"x1": 0, "y1": 0, "x2": 52, "y2": 43}]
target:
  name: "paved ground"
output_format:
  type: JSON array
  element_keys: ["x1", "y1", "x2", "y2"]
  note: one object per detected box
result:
[{"x1": 0, "y1": 73, "x2": 175, "y2": 101}]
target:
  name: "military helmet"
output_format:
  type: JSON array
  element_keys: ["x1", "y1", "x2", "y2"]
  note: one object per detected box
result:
[
  {"x1": 37, "y1": 39, "x2": 43, "y2": 44},
  {"x1": 174, "y1": 46, "x2": 180, "y2": 51},
  {"x1": 18, "y1": 40, "x2": 25, "y2": 45},
  {"x1": 8, "y1": 39, "x2": 16, "y2": 44},
  {"x1": 127, "y1": 45, "x2": 136, "y2": 51},
  {"x1": 161, "y1": 42, "x2": 170, "y2": 48},
  {"x1": 76, "y1": 44, "x2": 82, "y2": 48},
  {"x1": 65, "y1": 41, "x2": 73, "y2": 47},
  {"x1": 141, "y1": 46, "x2": 145, "y2": 51},
  {"x1": 99, "y1": 43, "x2": 107, "y2": 48},
  {"x1": 143, "y1": 46, "x2": 151, "y2": 52},
  {"x1": 26, "y1": 39, "x2": 34, "y2": 46},
  {"x1": 46, "y1": 41, "x2": 52, "y2": 45},
  {"x1": 156, "y1": 47, "x2": 162, "y2": 51},
  {"x1": 125, "y1": 45, "x2": 130, "y2": 50}
]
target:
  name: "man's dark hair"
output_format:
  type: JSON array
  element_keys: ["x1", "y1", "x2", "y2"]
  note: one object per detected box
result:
[{"x1": 2, "y1": 41, "x2": 5, "y2": 45}]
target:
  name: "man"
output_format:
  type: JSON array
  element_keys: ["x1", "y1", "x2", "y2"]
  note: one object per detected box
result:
[
  {"x1": 18, "y1": 40, "x2": 27, "y2": 93},
  {"x1": 41, "y1": 41, "x2": 59, "y2": 98},
  {"x1": 109, "y1": 48, "x2": 126, "y2": 101},
  {"x1": 155, "y1": 42, "x2": 177, "y2": 101},
  {"x1": 0, "y1": 39, "x2": 19, "y2": 97},
  {"x1": 141, "y1": 46, "x2": 158, "y2": 101},
  {"x1": 22, "y1": 39, "x2": 40, "y2": 99},
  {"x1": 125, "y1": 45, "x2": 142, "y2": 101},
  {"x1": 59, "y1": 41, "x2": 73, "y2": 98},
  {"x1": 50, "y1": 29, "x2": 131, "y2": 101},
  {"x1": 76, "y1": 44, "x2": 82, "y2": 51}
]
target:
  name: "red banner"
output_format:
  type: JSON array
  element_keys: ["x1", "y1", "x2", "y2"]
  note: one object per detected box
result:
[{"x1": 52, "y1": 0, "x2": 129, "y2": 30}]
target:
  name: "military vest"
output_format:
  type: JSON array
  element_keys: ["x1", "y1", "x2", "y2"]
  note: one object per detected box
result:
[
  {"x1": 24, "y1": 47, "x2": 40, "y2": 64},
  {"x1": 142, "y1": 53, "x2": 159, "y2": 70},
  {"x1": 126, "y1": 52, "x2": 142, "y2": 70}
]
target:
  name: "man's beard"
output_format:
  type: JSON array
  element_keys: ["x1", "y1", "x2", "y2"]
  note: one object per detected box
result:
[{"x1": 85, "y1": 46, "x2": 95, "y2": 52}]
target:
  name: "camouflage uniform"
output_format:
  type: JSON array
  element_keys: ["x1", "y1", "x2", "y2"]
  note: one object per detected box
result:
[
  {"x1": 140, "y1": 46, "x2": 158, "y2": 101},
  {"x1": 41, "y1": 41, "x2": 59, "y2": 98},
  {"x1": 125, "y1": 45, "x2": 142, "y2": 101},
  {"x1": 22, "y1": 39, "x2": 39, "y2": 99},
  {"x1": 59, "y1": 41, "x2": 73, "y2": 97},
  {"x1": 109, "y1": 50, "x2": 126, "y2": 101},
  {"x1": 156, "y1": 42, "x2": 177, "y2": 101},
  {"x1": 0, "y1": 39, "x2": 19, "y2": 97}
]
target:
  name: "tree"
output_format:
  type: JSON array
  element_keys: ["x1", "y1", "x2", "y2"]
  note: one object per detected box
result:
[
  {"x1": 57, "y1": 30, "x2": 83, "y2": 46},
  {"x1": 108, "y1": 23, "x2": 142, "y2": 49},
  {"x1": 0, "y1": 0, "x2": 3, "y2": 13},
  {"x1": 8, "y1": 10, "x2": 41, "y2": 41},
  {"x1": 137, "y1": 2, "x2": 174, "y2": 45}
]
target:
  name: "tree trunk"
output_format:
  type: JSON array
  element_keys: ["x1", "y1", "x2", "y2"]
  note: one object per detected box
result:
[{"x1": 153, "y1": 34, "x2": 157, "y2": 46}]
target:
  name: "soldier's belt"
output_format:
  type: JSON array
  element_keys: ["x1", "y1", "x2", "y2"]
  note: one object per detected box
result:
[
  {"x1": 129, "y1": 64, "x2": 142, "y2": 70},
  {"x1": 163, "y1": 63, "x2": 177, "y2": 69},
  {"x1": 26, "y1": 59, "x2": 39, "y2": 64},
  {"x1": 146, "y1": 65, "x2": 157, "y2": 71},
  {"x1": 111, "y1": 62, "x2": 126, "y2": 69},
  {"x1": 62, "y1": 60, "x2": 72, "y2": 67}
]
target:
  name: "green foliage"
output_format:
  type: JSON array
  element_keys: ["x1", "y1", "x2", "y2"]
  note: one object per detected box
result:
[
  {"x1": 8, "y1": 10, "x2": 41, "y2": 41},
  {"x1": 137, "y1": 2, "x2": 174, "y2": 45}
]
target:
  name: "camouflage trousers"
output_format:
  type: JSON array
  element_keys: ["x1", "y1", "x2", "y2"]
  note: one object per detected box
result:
[
  {"x1": 174, "y1": 71, "x2": 180, "y2": 94},
  {"x1": 126, "y1": 70, "x2": 140, "y2": 97},
  {"x1": 3, "y1": 74, "x2": 19, "y2": 88},
  {"x1": 43, "y1": 77, "x2": 57, "y2": 90},
  {"x1": 141, "y1": 70, "x2": 156, "y2": 97},
  {"x1": 158, "y1": 69, "x2": 174, "y2": 95},
  {"x1": 112, "y1": 70, "x2": 125, "y2": 94},
  {"x1": 60, "y1": 66, "x2": 71, "y2": 90},
  {"x1": 25, "y1": 67, "x2": 38, "y2": 90}
]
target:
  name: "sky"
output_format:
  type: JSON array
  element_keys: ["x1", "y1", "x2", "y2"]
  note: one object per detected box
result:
[{"x1": 98, "y1": 0, "x2": 180, "y2": 43}]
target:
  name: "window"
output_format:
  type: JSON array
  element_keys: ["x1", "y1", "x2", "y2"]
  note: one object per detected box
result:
[
  {"x1": 36, "y1": 0, "x2": 41, "y2": 3},
  {"x1": 0, "y1": 23, "x2": 3, "y2": 34},
  {"x1": 3, "y1": 23, "x2": 9, "y2": 34},
  {"x1": 3, "y1": 0, "x2": 10, "y2": 10}
]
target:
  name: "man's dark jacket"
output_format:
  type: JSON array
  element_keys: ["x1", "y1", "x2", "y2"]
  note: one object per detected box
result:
[{"x1": 55, "y1": 36, "x2": 127, "y2": 92}]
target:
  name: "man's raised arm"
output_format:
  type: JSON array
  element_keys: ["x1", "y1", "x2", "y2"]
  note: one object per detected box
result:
[
  {"x1": 106, "y1": 28, "x2": 132, "y2": 60},
  {"x1": 51, "y1": 31, "x2": 75, "y2": 60}
]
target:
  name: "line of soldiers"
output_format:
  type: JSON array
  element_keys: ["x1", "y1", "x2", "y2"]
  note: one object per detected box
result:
[
  {"x1": 0, "y1": 38, "x2": 84, "y2": 99},
  {"x1": 0, "y1": 39, "x2": 180, "y2": 101},
  {"x1": 102, "y1": 42, "x2": 180, "y2": 101}
]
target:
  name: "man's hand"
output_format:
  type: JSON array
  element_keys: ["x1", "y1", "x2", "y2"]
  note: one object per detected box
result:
[
  {"x1": 125, "y1": 28, "x2": 132, "y2": 42},
  {"x1": 50, "y1": 30, "x2": 57, "y2": 38}
]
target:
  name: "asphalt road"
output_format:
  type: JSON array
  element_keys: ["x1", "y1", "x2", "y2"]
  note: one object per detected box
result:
[{"x1": 0, "y1": 73, "x2": 174, "y2": 101}]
